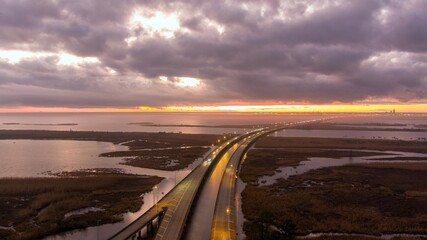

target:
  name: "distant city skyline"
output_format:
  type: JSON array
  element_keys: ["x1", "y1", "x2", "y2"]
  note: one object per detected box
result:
[{"x1": 1, "y1": 0, "x2": 426, "y2": 112}]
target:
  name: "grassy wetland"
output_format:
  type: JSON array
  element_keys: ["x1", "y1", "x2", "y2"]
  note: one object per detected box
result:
[
  {"x1": 101, "y1": 146, "x2": 210, "y2": 170},
  {"x1": 240, "y1": 137, "x2": 427, "y2": 240},
  {"x1": 0, "y1": 130, "x2": 220, "y2": 171},
  {"x1": 0, "y1": 169, "x2": 162, "y2": 240},
  {"x1": 0, "y1": 130, "x2": 220, "y2": 239},
  {"x1": 0, "y1": 129, "x2": 218, "y2": 148},
  {"x1": 2, "y1": 126, "x2": 427, "y2": 239}
]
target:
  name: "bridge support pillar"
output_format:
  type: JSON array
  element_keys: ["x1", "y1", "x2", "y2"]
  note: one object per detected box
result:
[{"x1": 147, "y1": 221, "x2": 154, "y2": 237}]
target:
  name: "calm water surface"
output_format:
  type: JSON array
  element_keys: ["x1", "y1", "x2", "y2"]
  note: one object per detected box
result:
[
  {"x1": 0, "y1": 140, "x2": 127, "y2": 177},
  {"x1": 0, "y1": 112, "x2": 319, "y2": 134},
  {"x1": 275, "y1": 129, "x2": 427, "y2": 141},
  {"x1": 257, "y1": 150, "x2": 427, "y2": 186},
  {"x1": 0, "y1": 139, "x2": 204, "y2": 239},
  {"x1": 1, "y1": 113, "x2": 426, "y2": 239},
  {"x1": 45, "y1": 150, "x2": 206, "y2": 240}
]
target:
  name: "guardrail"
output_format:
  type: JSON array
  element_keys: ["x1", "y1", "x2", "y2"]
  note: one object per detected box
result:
[
  {"x1": 110, "y1": 120, "x2": 324, "y2": 240},
  {"x1": 109, "y1": 131, "x2": 261, "y2": 240}
]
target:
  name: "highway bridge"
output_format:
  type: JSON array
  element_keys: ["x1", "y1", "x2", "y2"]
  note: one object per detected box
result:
[{"x1": 109, "y1": 120, "x2": 320, "y2": 240}]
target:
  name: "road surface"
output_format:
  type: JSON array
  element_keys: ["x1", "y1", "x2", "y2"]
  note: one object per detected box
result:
[
  {"x1": 109, "y1": 132, "x2": 260, "y2": 240},
  {"x1": 110, "y1": 119, "x2": 325, "y2": 240},
  {"x1": 183, "y1": 143, "x2": 241, "y2": 239},
  {"x1": 210, "y1": 135, "x2": 256, "y2": 240}
]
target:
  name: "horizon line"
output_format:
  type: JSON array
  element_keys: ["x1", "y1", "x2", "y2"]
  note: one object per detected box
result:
[{"x1": 1, "y1": 103, "x2": 427, "y2": 114}]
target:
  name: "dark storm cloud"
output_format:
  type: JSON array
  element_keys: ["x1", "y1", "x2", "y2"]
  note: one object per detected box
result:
[
  {"x1": 0, "y1": 0, "x2": 427, "y2": 108},
  {"x1": 382, "y1": 1, "x2": 427, "y2": 52},
  {"x1": 270, "y1": 0, "x2": 382, "y2": 46}
]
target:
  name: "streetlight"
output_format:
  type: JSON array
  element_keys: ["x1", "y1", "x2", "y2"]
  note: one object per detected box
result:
[
  {"x1": 153, "y1": 186, "x2": 157, "y2": 210},
  {"x1": 97, "y1": 220, "x2": 100, "y2": 240}
]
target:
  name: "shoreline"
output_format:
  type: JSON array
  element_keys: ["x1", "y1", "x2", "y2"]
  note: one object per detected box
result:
[
  {"x1": 240, "y1": 137, "x2": 427, "y2": 239},
  {"x1": 127, "y1": 122, "x2": 427, "y2": 132},
  {"x1": 0, "y1": 130, "x2": 220, "y2": 239},
  {"x1": 0, "y1": 129, "x2": 220, "y2": 143},
  {"x1": 0, "y1": 169, "x2": 163, "y2": 240}
]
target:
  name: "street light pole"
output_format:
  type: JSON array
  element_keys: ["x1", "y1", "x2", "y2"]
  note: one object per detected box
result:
[
  {"x1": 153, "y1": 186, "x2": 157, "y2": 210},
  {"x1": 153, "y1": 186, "x2": 159, "y2": 212},
  {"x1": 97, "y1": 220, "x2": 100, "y2": 240}
]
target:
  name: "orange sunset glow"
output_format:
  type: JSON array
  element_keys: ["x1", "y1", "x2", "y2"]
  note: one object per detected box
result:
[
  {"x1": 1, "y1": 0, "x2": 426, "y2": 111},
  {"x1": 1, "y1": 104, "x2": 426, "y2": 113},
  {"x1": 2, "y1": 1, "x2": 427, "y2": 240},
  {"x1": 161, "y1": 104, "x2": 427, "y2": 113}
]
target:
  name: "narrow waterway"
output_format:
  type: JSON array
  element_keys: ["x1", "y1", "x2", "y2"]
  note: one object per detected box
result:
[
  {"x1": 0, "y1": 139, "x2": 213, "y2": 240},
  {"x1": 257, "y1": 150, "x2": 427, "y2": 186},
  {"x1": 45, "y1": 147, "x2": 213, "y2": 240},
  {"x1": 235, "y1": 177, "x2": 247, "y2": 240},
  {"x1": 235, "y1": 148, "x2": 427, "y2": 240}
]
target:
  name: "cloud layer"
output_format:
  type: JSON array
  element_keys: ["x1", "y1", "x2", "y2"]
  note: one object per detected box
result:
[{"x1": 1, "y1": 0, "x2": 426, "y2": 108}]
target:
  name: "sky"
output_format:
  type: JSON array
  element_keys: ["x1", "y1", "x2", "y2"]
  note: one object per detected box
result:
[{"x1": 0, "y1": 0, "x2": 426, "y2": 112}]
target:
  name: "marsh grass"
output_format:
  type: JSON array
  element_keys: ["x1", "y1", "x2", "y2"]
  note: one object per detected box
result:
[
  {"x1": 0, "y1": 172, "x2": 162, "y2": 240},
  {"x1": 107, "y1": 147, "x2": 209, "y2": 170},
  {"x1": 240, "y1": 148, "x2": 388, "y2": 183},
  {"x1": 243, "y1": 164, "x2": 427, "y2": 238},
  {"x1": 256, "y1": 137, "x2": 427, "y2": 153},
  {"x1": 0, "y1": 130, "x2": 218, "y2": 147},
  {"x1": 241, "y1": 137, "x2": 427, "y2": 239}
]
